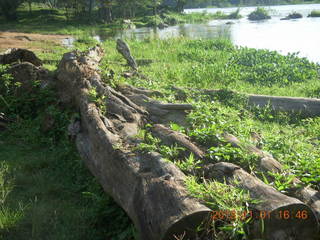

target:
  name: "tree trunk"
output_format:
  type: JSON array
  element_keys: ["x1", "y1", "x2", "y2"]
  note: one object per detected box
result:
[
  {"x1": 0, "y1": 48, "x2": 42, "y2": 66},
  {"x1": 88, "y1": 0, "x2": 93, "y2": 17},
  {"x1": 203, "y1": 162, "x2": 319, "y2": 240},
  {"x1": 223, "y1": 133, "x2": 320, "y2": 222},
  {"x1": 56, "y1": 46, "x2": 212, "y2": 240},
  {"x1": 172, "y1": 87, "x2": 320, "y2": 117},
  {"x1": 248, "y1": 94, "x2": 320, "y2": 117},
  {"x1": 28, "y1": 1, "x2": 32, "y2": 14}
]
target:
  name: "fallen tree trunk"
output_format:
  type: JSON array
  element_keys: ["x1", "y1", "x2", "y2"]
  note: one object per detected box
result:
[
  {"x1": 0, "y1": 48, "x2": 42, "y2": 66},
  {"x1": 223, "y1": 133, "x2": 320, "y2": 222},
  {"x1": 56, "y1": 46, "x2": 212, "y2": 240},
  {"x1": 248, "y1": 94, "x2": 320, "y2": 117},
  {"x1": 150, "y1": 124, "x2": 205, "y2": 159},
  {"x1": 116, "y1": 39, "x2": 138, "y2": 70},
  {"x1": 204, "y1": 162, "x2": 319, "y2": 240},
  {"x1": 172, "y1": 87, "x2": 320, "y2": 117}
]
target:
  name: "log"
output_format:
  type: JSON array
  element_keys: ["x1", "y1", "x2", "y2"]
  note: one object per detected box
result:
[
  {"x1": 56, "y1": 46, "x2": 212, "y2": 240},
  {"x1": 248, "y1": 94, "x2": 320, "y2": 118},
  {"x1": 172, "y1": 87, "x2": 320, "y2": 117},
  {"x1": 116, "y1": 39, "x2": 138, "y2": 70},
  {"x1": 223, "y1": 133, "x2": 320, "y2": 222},
  {"x1": 6, "y1": 62, "x2": 50, "y2": 95},
  {"x1": 151, "y1": 124, "x2": 205, "y2": 159},
  {"x1": 0, "y1": 48, "x2": 42, "y2": 66},
  {"x1": 117, "y1": 84, "x2": 163, "y2": 98},
  {"x1": 117, "y1": 85, "x2": 192, "y2": 126},
  {"x1": 204, "y1": 162, "x2": 319, "y2": 240}
]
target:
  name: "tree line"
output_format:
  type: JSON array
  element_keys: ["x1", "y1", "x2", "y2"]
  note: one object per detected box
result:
[
  {"x1": 0, "y1": 0, "x2": 188, "y2": 22},
  {"x1": 0, "y1": 0, "x2": 316, "y2": 22},
  {"x1": 185, "y1": 0, "x2": 316, "y2": 8}
]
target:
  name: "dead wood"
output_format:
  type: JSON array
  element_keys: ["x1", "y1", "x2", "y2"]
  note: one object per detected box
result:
[
  {"x1": 223, "y1": 133, "x2": 320, "y2": 222},
  {"x1": 117, "y1": 84, "x2": 163, "y2": 97},
  {"x1": 56, "y1": 46, "x2": 212, "y2": 240},
  {"x1": 6, "y1": 62, "x2": 50, "y2": 95},
  {"x1": 150, "y1": 124, "x2": 205, "y2": 159},
  {"x1": 204, "y1": 162, "x2": 319, "y2": 240},
  {"x1": 0, "y1": 48, "x2": 42, "y2": 66},
  {"x1": 116, "y1": 39, "x2": 138, "y2": 70},
  {"x1": 172, "y1": 87, "x2": 320, "y2": 117},
  {"x1": 117, "y1": 85, "x2": 193, "y2": 126}
]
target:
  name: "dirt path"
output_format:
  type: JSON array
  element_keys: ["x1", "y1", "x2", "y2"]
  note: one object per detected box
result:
[{"x1": 0, "y1": 31, "x2": 72, "y2": 51}]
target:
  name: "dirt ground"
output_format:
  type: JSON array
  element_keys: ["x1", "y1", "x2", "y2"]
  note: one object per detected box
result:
[{"x1": 0, "y1": 31, "x2": 71, "y2": 52}]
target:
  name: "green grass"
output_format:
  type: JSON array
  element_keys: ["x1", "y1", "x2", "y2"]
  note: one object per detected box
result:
[
  {"x1": 0, "y1": 129, "x2": 135, "y2": 240},
  {"x1": 100, "y1": 38, "x2": 320, "y2": 98}
]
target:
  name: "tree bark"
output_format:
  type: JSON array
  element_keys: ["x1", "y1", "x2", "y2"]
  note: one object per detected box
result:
[
  {"x1": 56, "y1": 46, "x2": 212, "y2": 240},
  {"x1": 150, "y1": 124, "x2": 205, "y2": 159},
  {"x1": 223, "y1": 133, "x2": 320, "y2": 222},
  {"x1": 116, "y1": 39, "x2": 138, "y2": 71},
  {"x1": 172, "y1": 87, "x2": 320, "y2": 117},
  {"x1": 0, "y1": 48, "x2": 42, "y2": 66},
  {"x1": 204, "y1": 162, "x2": 319, "y2": 240}
]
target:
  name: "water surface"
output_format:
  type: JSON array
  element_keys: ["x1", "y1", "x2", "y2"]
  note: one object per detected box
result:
[{"x1": 96, "y1": 4, "x2": 320, "y2": 63}]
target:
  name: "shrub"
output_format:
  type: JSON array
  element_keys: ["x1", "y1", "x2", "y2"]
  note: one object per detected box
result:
[
  {"x1": 226, "y1": 8, "x2": 242, "y2": 19},
  {"x1": 248, "y1": 7, "x2": 271, "y2": 21},
  {"x1": 308, "y1": 10, "x2": 320, "y2": 17},
  {"x1": 284, "y1": 12, "x2": 303, "y2": 19}
]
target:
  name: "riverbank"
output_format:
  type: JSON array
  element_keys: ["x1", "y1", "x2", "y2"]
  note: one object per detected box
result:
[
  {"x1": 0, "y1": 4, "x2": 240, "y2": 37},
  {"x1": 0, "y1": 32, "x2": 71, "y2": 52}
]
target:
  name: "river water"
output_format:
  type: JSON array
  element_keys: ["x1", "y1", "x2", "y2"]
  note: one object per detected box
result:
[{"x1": 99, "y1": 4, "x2": 320, "y2": 63}]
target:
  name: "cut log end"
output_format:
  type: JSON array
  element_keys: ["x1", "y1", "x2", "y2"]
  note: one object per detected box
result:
[
  {"x1": 206, "y1": 162, "x2": 320, "y2": 239},
  {"x1": 163, "y1": 210, "x2": 213, "y2": 240},
  {"x1": 246, "y1": 204, "x2": 319, "y2": 240}
]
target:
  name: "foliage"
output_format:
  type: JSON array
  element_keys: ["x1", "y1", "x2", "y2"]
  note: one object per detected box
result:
[
  {"x1": 0, "y1": 0, "x2": 23, "y2": 21},
  {"x1": 248, "y1": 7, "x2": 271, "y2": 20},
  {"x1": 229, "y1": 47, "x2": 319, "y2": 87},
  {"x1": 285, "y1": 11, "x2": 303, "y2": 19},
  {"x1": 308, "y1": 10, "x2": 320, "y2": 17}
]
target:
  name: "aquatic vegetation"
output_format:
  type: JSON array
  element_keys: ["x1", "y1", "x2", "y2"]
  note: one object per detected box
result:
[{"x1": 248, "y1": 7, "x2": 271, "y2": 20}]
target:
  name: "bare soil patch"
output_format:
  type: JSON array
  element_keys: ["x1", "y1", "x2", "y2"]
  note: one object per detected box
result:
[{"x1": 0, "y1": 31, "x2": 71, "y2": 51}]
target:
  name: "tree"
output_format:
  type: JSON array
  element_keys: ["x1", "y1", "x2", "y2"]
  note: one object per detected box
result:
[
  {"x1": 0, "y1": 0, "x2": 22, "y2": 21},
  {"x1": 175, "y1": 0, "x2": 186, "y2": 12}
]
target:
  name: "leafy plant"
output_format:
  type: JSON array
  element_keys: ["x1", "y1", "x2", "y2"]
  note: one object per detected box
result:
[
  {"x1": 248, "y1": 7, "x2": 271, "y2": 21},
  {"x1": 308, "y1": 10, "x2": 320, "y2": 17}
]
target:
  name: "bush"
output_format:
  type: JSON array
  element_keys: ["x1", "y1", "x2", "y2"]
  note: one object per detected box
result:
[
  {"x1": 282, "y1": 12, "x2": 303, "y2": 20},
  {"x1": 230, "y1": 47, "x2": 319, "y2": 86},
  {"x1": 248, "y1": 7, "x2": 271, "y2": 21},
  {"x1": 308, "y1": 10, "x2": 320, "y2": 17},
  {"x1": 226, "y1": 8, "x2": 242, "y2": 19}
]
